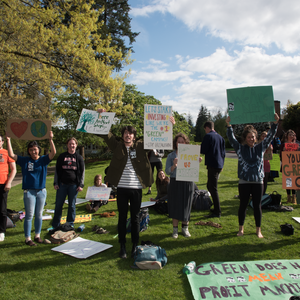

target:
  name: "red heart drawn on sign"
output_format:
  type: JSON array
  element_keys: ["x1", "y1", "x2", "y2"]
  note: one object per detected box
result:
[{"x1": 10, "y1": 121, "x2": 28, "y2": 138}]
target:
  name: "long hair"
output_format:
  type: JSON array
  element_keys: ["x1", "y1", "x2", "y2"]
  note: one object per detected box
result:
[
  {"x1": 282, "y1": 129, "x2": 296, "y2": 143},
  {"x1": 94, "y1": 174, "x2": 102, "y2": 186},
  {"x1": 173, "y1": 133, "x2": 189, "y2": 150},
  {"x1": 155, "y1": 169, "x2": 169, "y2": 189}
]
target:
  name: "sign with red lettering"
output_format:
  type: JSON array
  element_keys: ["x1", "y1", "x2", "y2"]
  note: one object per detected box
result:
[
  {"x1": 282, "y1": 151, "x2": 300, "y2": 190},
  {"x1": 284, "y1": 143, "x2": 299, "y2": 152},
  {"x1": 187, "y1": 259, "x2": 300, "y2": 299},
  {"x1": 144, "y1": 104, "x2": 173, "y2": 150}
]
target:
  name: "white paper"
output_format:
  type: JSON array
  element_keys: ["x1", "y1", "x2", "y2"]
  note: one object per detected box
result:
[
  {"x1": 292, "y1": 217, "x2": 300, "y2": 224},
  {"x1": 51, "y1": 237, "x2": 113, "y2": 259},
  {"x1": 76, "y1": 109, "x2": 115, "y2": 134},
  {"x1": 85, "y1": 187, "x2": 111, "y2": 201},
  {"x1": 176, "y1": 144, "x2": 200, "y2": 182},
  {"x1": 144, "y1": 104, "x2": 173, "y2": 150},
  {"x1": 140, "y1": 201, "x2": 156, "y2": 208},
  {"x1": 65, "y1": 198, "x2": 90, "y2": 205}
]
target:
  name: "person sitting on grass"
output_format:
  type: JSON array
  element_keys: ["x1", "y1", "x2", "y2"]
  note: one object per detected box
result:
[
  {"x1": 150, "y1": 169, "x2": 169, "y2": 203},
  {"x1": 226, "y1": 114, "x2": 279, "y2": 238},
  {"x1": 86, "y1": 174, "x2": 108, "y2": 213}
]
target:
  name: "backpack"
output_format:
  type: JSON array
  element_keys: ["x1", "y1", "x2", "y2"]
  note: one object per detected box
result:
[
  {"x1": 192, "y1": 190, "x2": 212, "y2": 210},
  {"x1": 153, "y1": 200, "x2": 168, "y2": 215},
  {"x1": 50, "y1": 230, "x2": 79, "y2": 244},
  {"x1": 126, "y1": 208, "x2": 149, "y2": 233},
  {"x1": 133, "y1": 244, "x2": 167, "y2": 270},
  {"x1": 249, "y1": 194, "x2": 272, "y2": 209},
  {"x1": 6, "y1": 209, "x2": 20, "y2": 223}
]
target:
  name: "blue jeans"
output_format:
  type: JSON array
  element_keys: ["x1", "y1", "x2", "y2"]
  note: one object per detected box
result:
[
  {"x1": 52, "y1": 184, "x2": 78, "y2": 228},
  {"x1": 23, "y1": 189, "x2": 47, "y2": 238}
]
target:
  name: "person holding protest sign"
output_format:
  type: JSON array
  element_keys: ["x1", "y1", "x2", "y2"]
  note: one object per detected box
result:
[
  {"x1": 97, "y1": 108, "x2": 174, "y2": 259},
  {"x1": 52, "y1": 137, "x2": 85, "y2": 229},
  {"x1": 0, "y1": 135, "x2": 16, "y2": 242},
  {"x1": 166, "y1": 133, "x2": 202, "y2": 238},
  {"x1": 86, "y1": 174, "x2": 107, "y2": 213},
  {"x1": 7, "y1": 132, "x2": 56, "y2": 246},
  {"x1": 226, "y1": 114, "x2": 279, "y2": 238},
  {"x1": 259, "y1": 131, "x2": 273, "y2": 195},
  {"x1": 280, "y1": 130, "x2": 299, "y2": 204}
]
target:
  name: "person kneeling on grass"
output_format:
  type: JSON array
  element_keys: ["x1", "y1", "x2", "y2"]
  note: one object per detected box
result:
[
  {"x1": 226, "y1": 113, "x2": 279, "y2": 238},
  {"x1": 86, "y1": 174, "x2": 108, "y2": 213}
]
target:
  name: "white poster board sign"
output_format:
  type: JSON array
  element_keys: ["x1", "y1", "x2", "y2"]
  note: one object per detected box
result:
[
  {"x1": 85, "y1": 187, "x2": 111, "y2": 201},
  {"x1": 51, "y1": 237, "x2": 113, "y2": 259},
  {"x1": 176, "y1": 144, "x2": 200, "y2": 182},
  {"x1": 144, "y1": 105, "x2": 173, "y2": 150},
  {"x1": 76, "y1": 109, "x2": 115, "y2": 134}
]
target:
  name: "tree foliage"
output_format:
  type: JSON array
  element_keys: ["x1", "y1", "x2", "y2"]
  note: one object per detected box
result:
[
  {"x1": 93, "y1": 0, "x2": 139, "y2": 71},
  {"x1": 282, "y1": 101, "x2": 300, "y2": 137},
  {"x1": 0, "y1": 0, "x2": 128, "y2": 132},
  {"x1": 195, "y1": 105, "x2": 211, "y2": 142}
]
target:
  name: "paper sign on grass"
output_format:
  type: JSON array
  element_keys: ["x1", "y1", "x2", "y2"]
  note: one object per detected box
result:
[
  {"x1": 281, "y1": 151, "x2": 300, "y2": 190},
  {"x1": 176, "y1": 144, "x2": 200, "y2": 182},
  {"x1": 7, "y1": 119, "x2": 51, "y2": 140},
  {"x1": 144, "y1": 104, "x2": 173, "y2": 150},
  {"x1": 85, "y1": 187, "x2": 111, "y2": 201},
  {"x1": 61, "y1": 214, "x2": 92, "y2": 224},
  {"x1": 76, "y1": 109, "x2": 115, "y2": 134},
  {"x1": 187, "y1": 259, "x2": 300, "y2": 300},
  {"x1": 226, "y1": 86, "x2": 275, "y2": 124},
  {"x1": 51, "y1": 237, "x2": 112, "y2": 259}
]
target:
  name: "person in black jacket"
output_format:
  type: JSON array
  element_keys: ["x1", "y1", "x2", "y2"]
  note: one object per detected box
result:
[{"x1": 52, "y1": 137, "x2": 85, "y2": 229}]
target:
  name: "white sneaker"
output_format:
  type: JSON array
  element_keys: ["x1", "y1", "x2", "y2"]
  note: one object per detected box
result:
[
  {"x1": 182, "y1": 227, "x2": 191, "y2": 238},
  {"x1": 0, "y1": 233, "x2": 5, "y2": 242},
  {"x1": 172, "y1": 227, "x2": 178, "y2": 239}
]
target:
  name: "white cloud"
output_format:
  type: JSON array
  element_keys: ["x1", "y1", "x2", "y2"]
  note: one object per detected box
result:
[
  {"x1": 129, "y1": 47, "x2": 300, "y2": 123},
  {"x1": 131, "y1": 0, "x2": 300, "y2": 52}
]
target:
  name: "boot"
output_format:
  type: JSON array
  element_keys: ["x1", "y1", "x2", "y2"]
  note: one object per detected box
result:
[
  {"x1": 131, "y1": 243, "x2": 138, "y2": 258},
  {"x1": 182, "y1": 225, "x2": 191, "y2": 238},
  {"x1": 119, "y1": 243, "x2": 127, "y2": 259},
  {"x1": 292, "y1": 194, "x2": 297, "y2": 205},
  {"x1": 287, "y1": 195, "x2": 292, "y2": 203},
  {"x1": 172, "y1": 226, "x2": 178, "y2": 239}
]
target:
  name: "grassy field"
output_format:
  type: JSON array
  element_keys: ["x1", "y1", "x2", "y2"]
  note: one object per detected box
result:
[{"x1": 1, "y1": 155, "x2": 299, "y2": 300}]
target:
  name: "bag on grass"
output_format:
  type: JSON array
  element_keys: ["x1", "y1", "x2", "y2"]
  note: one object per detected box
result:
[
  {"x1": 280, "y1": 223, "x2": 294, "y2": 236},
  {"x1": 126, "y1": 208, "x2": 149, "y2": 233},
  {"x1": 249, "y1": 194, "x2": 272, "y2": 209},
  {"x1": 7, "y1": 209, "x2": 20, "y2": 223},
  {"x1": 50, "y1": 230, "x2": 79, "y2": 244},
  {"x1": 192, "y1": 190, "x2": 212, "y2": 211},
  {"x1": 270, "y1": 191, "x2": 281, "y2": 206},
  {"x1": 133, "y1": 244, "x2": 167, "y2": 270},
  {"x1": 6, "y1": 217, "x2": 15, "y2": 228},
  {"x1": 153, "y1": 200, "x2": 168, "y2": 215}
]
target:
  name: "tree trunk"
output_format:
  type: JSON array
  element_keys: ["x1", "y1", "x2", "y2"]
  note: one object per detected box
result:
[{"x1": 78, "y1": 145, "x2": 85, "y2": 160}]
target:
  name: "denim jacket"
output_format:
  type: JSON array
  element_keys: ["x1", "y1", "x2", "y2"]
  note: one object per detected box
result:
[{"x1": 165, "y1": 151, "x2": 177, "y2": 178}]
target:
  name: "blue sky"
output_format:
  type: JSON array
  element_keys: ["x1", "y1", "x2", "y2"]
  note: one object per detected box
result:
[{"x1": 123, "y1": 0, "x2": 300, "y2": 125}]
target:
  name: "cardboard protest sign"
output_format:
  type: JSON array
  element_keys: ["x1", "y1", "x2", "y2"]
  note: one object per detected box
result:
[
  {"x1": 61, "y1": 214, "x2": 92, "y2": 224},
  {"x1": 281, "y1": 151, "x2": 300, "y2": 189},
  {"x1": 176, "y1": 144, "x2": 200, "y2": 182},
  {"x1": 7, "y1": 119, "x2": 51, "y2": 140},
  {"x1": 52, "y1": 237, "x2": 113, "y2": 259},
  {"x1": 76, "y1": 109, "x2": 115, "y2": 134},
  {"x1": 187, "y1": 259, "x2": 300, "y2": 300},
  {"x1": 226, "y1": 86, "x2": 275, "y2": 124},
  {"x1": 144, "y1": 105, "x2": 173, "y2": 150},
  {"x1": 85, "y1": 187, "x2": 111, "y2": 201}
]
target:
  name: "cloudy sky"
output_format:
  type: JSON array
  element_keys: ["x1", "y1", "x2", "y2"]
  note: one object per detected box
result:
[{"x1": 123, "y1": 0, "x2": 300, "y2": 125}]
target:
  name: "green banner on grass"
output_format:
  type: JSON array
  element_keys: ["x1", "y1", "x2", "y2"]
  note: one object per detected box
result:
[
  {"x1": 187, "y1": 259, "x2": 300, "y2": 299},
  {"x1": 226, "y1": 86, "x2": 275, "y2": 124}
]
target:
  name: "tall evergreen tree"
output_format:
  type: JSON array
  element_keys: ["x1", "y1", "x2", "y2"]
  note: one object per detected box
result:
[
  {"x1": 93, "y1": 0, "x2": 139, "y2": 70},
  {"x1": 195, "y1": 105, "x2": 211, "y2": 142}
]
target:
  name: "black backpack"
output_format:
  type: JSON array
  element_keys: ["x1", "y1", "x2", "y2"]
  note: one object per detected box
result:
[
  {"x1": 192, "y1": 190, "x2": 212, "y2": 210},
  {"x1": 153, "y1": 200, "x2": 168, "y2": 215}
]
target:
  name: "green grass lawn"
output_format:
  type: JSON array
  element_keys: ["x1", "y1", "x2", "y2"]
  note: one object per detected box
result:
[{"x1": 1, "y1": 155, "x2": 299, "y2": 300}]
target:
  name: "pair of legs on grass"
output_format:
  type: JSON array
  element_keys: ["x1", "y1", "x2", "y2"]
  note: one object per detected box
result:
[
  {"x1": 0, "y1": 184, "x2": 9, "y2": 242},
  {"x1": 24, "y1": 189, "x2": 47, "y2": 246},
  {"x1": 238, "y1": 183, "x2": 263, "y2": 238}
]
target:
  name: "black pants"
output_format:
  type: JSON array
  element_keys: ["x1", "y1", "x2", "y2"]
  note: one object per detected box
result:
[
  {"x1": 238, "y1": 183, "x2": 263, "y2": 227},
  {"x1": 207, "y1": 166, "x2": 222, "y2": 215},
  {"x1": 117, "y1": 188, "x2": 142, "y2": 244},
  {"x1": 0, "y1": 184, "x2": 9, "y2": 233}
]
